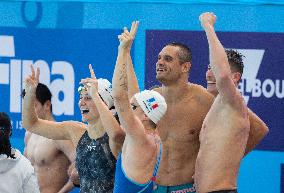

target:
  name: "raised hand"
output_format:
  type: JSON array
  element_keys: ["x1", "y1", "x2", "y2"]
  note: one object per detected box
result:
[
  {"x1": 80, "y1": 64, "x2": 99, "y2": 97},
  {"x1": 118, "y1": 21, "x2": 139, "y2": 50},
  {"x1": 24, "y1": 65, "x2": 40, "y2": 94},
  {"x1": 199, "y1": 12, "x2": 216, "y2": 29}
]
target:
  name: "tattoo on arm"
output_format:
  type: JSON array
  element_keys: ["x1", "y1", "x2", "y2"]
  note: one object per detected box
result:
[{"x1": 119, "y1": 64, "x2": 128, "y2": 90}]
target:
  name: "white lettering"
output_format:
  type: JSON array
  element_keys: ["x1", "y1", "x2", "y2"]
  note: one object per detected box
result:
[
  {"x1": 0, "y1": 35, "x2": 75, "y2": 115},
  {"x1": 50, "y1": 61, "x2": 74, "y2": 116},
  {"x1": 252, "y1": 79, "x2": 262, "y2": 97},
  {"x1": 275, "y1": 80, "x2": 284, "y2": 98},
  {"x1": 262, "y1": 79, "x2": 275, "y2": 98}
]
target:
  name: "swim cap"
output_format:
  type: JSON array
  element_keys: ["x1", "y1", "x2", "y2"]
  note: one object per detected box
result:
[
  {"x1": 97, "y1": 78, "x2": 114, "y2": 109},
  {"x1": 78, "y1": 78, "x2": 114, "y2": 109},
  {"x1": 134, "y1": 90, "x2": 167, "y2": 124}
]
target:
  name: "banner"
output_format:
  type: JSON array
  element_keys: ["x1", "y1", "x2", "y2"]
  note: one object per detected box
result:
[
  {"x1": 146, "y1": 30, "x2": 284, "y2": 151},
  {"x1": 0, "y1": 27, "x2": 120, "y2": 139}
]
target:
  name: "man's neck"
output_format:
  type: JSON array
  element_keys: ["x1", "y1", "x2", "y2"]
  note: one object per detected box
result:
[{"x1": 161, "y1": 81, "x2": 191, "y2": 102}]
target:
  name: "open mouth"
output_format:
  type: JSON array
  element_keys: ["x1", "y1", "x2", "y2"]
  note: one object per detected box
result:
[
  {"x1": 81, "y1": 109, "x2": 90, "y2": 114},
  {"x1": 156, "y1": 67, "x2": 166, "y2": 73},
  {"x1": 207, "y1": 81, "x2": 216, "y2": 84}
]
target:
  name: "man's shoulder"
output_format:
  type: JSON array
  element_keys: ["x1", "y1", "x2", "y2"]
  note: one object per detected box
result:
[{"x1": 190, "y1": 84, "x2": 214, "y2": 98}]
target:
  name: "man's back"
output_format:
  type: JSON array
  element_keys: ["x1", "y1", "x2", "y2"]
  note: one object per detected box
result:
[
  {"x1": 155, "y1": 84, "x2": 214, "y2": 185},
  {"x1": 25, "y1": 132, "x2": 73, "y2": 193}
]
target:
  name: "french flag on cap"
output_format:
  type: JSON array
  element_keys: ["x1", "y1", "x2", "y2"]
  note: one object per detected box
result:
[{"x1": 147, "y1": 97, "x2": 159, "y2": 109}]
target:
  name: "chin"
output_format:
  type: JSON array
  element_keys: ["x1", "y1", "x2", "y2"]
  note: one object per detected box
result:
[
  {"x1": 156, "y1": 74, "x2": 167, "y2": 83},
  {"x1": 207, "y1": 85, "x2": 217, "y2": 96},
  {"x1": 81, "y1": 115, "x2": 88, "y2": 123}
]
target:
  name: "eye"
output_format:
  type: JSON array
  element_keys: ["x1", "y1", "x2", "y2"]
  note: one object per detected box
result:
[
  {"x1": 131, "y1": 104, "x2": 138, "y2": 110},
  {"x1": 164, "y1": 56, "x2": 173, "y2": 62},
  {"x1": 85, "y1": 96, "x2": 92, "y2": 100}
]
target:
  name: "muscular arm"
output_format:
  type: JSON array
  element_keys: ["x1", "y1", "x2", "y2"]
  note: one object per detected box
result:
[
  {"x1": 22, "y1": 81, "x2": 85, "y2": 144},
  {"x1": 245, "y1": 108, "x2": 269, "y2": 155},
  {"x1": 112, "y1": 22, "x2": 146, "y2": 141},
  {"x1": 201, "y1": 13, "x2": 239, "y2": 105},
  {"x1": 22, "y1": 82, "x2": 72, "y2": 139},
  {"x1": 127, "y1": 52, "x2": 140, "y2": 98}
]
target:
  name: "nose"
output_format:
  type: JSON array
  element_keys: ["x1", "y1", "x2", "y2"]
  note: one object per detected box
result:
[
  {"x1": 156, "y1": 59, "x2": 164, "y2": 68},
  {"x1": 78, "y1": 98, "x2": 86, "y2": 107},
  {"x1": 206, "y1": 69, "x2": 213, "y2": 79}
]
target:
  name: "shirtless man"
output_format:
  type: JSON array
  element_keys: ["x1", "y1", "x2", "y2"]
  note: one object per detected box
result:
[
  {"x1": 154, "y1": 43, "x2": 214, "y2": 192},
  {"x1": 206, "y1": 49, "x2": 269, "y2": 155},
  {"x1": 194, "y1": 12, "x2": 251, "y2": 193},
  {"x1": 153, "y1": 26, "x2": 268, "y2": 193},
  {"x1": 23, "y1": 83, "x2": 76, "y2": 193}
]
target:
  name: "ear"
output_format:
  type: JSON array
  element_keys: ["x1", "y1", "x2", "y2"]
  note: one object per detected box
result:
[
  {"x1": 182, "y1": 62, "x2": 191, "y2": 73},
  {"x1": 142, "y1": 113, "x2": 149, "y2": 122},
  {"x1": 44, "y1": 100, "x2": 52, "y2": 112},
  {"x1": 232, "y1": 72, "x2": 241, "y2": 84}
]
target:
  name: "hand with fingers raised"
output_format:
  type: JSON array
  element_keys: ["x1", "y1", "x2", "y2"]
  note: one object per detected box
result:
[
  {"x1": 80, "y1": 64, "x2": 99, "y2": 98},
  {"x1": 24, "y1": 65, "x2": 40, "y2": 95},
  {"x1": 118, "y1": 21, "x2": 139, "y2": 50}
]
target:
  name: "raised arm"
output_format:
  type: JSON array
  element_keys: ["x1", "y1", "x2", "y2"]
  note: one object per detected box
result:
[
  {"x1": 200, "y1": 12, "x2": 239, "y2": 105},
  {"x1": 80, "y1": 64, "x2": 125, "y2": 157},
  {"x1": 112, "y1": 21, "x2": 145, "y2": 139},
  {"x1": 22, "y1": 65, "x2": 85, "y2": 142},
  {"x1": 127, "y1": 49, "x2": 140, "y2": 98}
]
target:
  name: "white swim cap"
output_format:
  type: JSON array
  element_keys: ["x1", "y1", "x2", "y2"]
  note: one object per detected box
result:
[
  {"x1": 134, "y1": 90, "x2": 167, "y2": 124},
  {"x1": 97, "y1": 78, "x2": 114, "y2": 109},
  {"x1": 78, "y1": 78, "x2": 114, "y2": 110}
]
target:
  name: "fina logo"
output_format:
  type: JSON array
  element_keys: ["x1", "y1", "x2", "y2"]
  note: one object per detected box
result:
[
  {"x1": 0, "y1": 35, "x2": 75, "y2": 116},
  {"x1": 235, "y1": 49, "x2": 284, "y2": 103}
]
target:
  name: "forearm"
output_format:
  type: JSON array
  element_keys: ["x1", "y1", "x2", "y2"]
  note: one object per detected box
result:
[
  {"x1": 112, "y1": 47, "x2": 129, "y2": 99},
  {"x1": 204, "y1": 24, "x2": 231, "y2": 79},
  {"x1": 92, "y1": 93, "x2": 125, "y2": 142},
  {"x1": 57, "y1": 180, "x2": 74, "y2": 193},
  {"x1": 22, "y1": 91, "x2": 39, "y2": 130},
  {"x1": 127, "y1": 52, "x2": 140, "y2": 98}
]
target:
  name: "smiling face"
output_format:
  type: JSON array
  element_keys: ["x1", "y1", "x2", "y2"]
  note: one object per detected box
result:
[
  {"x1": 78, "y1": 89, "x2": 99, "y2": 123},
  {"x1": 156, "y1": 45, "x2": 185, "y2": 84},
  {"x1": 206, "y1": 64, "x2": 218, "y2": 96}
]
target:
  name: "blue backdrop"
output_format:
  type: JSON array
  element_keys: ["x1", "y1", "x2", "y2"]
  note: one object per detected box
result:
[{"x1": 0, "y1": 1, "x2": 283, "y2": 193}]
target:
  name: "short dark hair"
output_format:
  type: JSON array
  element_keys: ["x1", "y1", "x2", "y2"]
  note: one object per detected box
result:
[
  {"x1": 0, "y1": 112, "x2": 15, "y2": 159},
  {"x1": 36, "y1": 83, "x2": 52, "y2": 106},
  {"x1": 225, "y1": 49, "x2": 244, "y2": 76},
  {"x1": 22, "y1": 83, "x2": 52, "y2": 112},
  {"x1": 166, "y1": 42, "x2": 192, "y2": 64}
]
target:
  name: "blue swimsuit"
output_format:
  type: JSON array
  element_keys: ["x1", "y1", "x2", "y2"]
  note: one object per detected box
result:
[{"x1": 113, "y1": 141, "x2": 162, "y2": 193}]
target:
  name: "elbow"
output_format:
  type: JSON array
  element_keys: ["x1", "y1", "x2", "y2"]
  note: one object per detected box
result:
[
  {"x1": 262, "y1": 125, "x2": 269, "y2": 137},
  {"x1": 22, "y1": 117, "x2": 37, "y2": 131}
]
